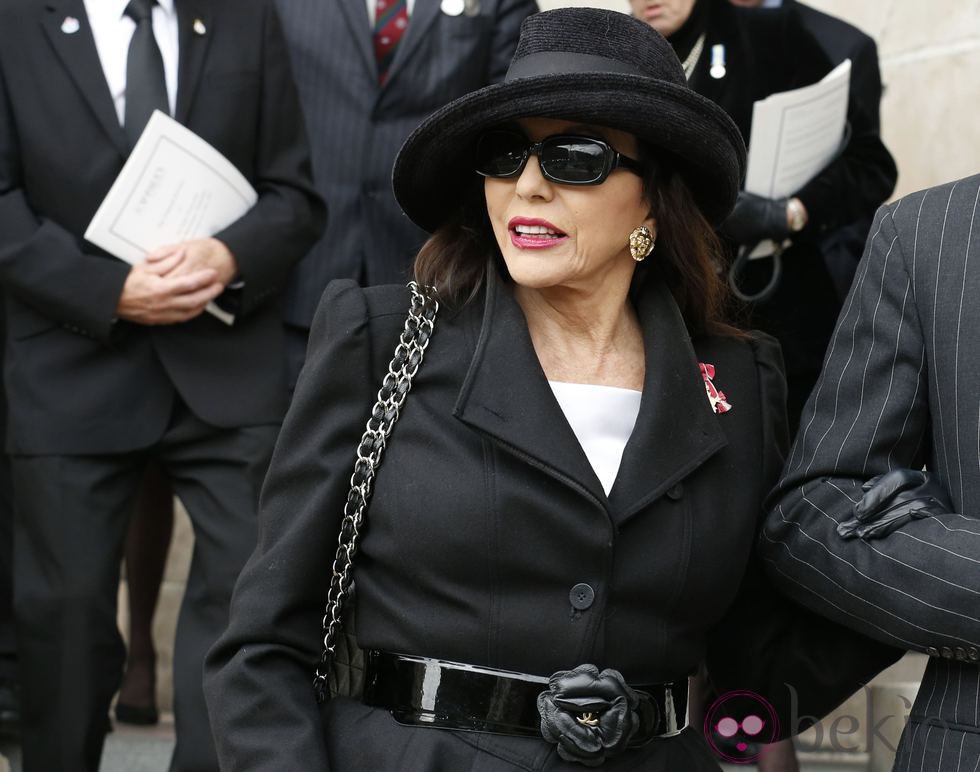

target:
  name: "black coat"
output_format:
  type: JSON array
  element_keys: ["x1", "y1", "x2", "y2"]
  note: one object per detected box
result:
[
  {"x1": 676, "y1": 0, "x2": 896, "y2": 422},
  {"x1": 0, "y1": 0, "x2": 325, "y2": 454},
  {"x1": 205, "y1": 268, "x2": 899, "y2": 770}
]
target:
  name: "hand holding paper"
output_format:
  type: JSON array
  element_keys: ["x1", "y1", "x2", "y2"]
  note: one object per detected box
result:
[
  {"x1": 146, "y1": 237, "x2": 238, "y2": 286},
  {"x1": 85, "y1": 111, "x2": 258, "y2": 325},
  {"x1": 116, "y1": 259, "x2": 224, "y2": 326}
]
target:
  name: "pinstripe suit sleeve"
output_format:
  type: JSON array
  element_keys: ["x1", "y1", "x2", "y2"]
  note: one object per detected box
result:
[{"x1": 761, "y1": 197, "x2": 980, "y2": 656}]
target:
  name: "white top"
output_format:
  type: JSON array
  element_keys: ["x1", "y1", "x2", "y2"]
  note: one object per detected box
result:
[
  {"x1": 549, "y1": 381, "x2": 642, "y2": 496},
  {"x1": 83, "y1": 0, "x2": 179, "y2": 124}
]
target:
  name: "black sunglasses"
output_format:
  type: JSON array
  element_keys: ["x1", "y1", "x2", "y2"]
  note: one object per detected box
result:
[{"x1": 474, "y1": 130, "x2": 644, "y2": 186}]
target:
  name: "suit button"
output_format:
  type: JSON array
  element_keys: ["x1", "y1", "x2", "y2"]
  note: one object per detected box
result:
[
  {"x1": 970, "y1": 647, "x2": 980, "y2": 662},
  {"x1": 942, "y1": 647, "x2": 954, "y2": 659},
  {"x1": 956, "y1": 647, "x2": 968, "y2": 661},
  {"x1": 926, "y1": 647, "x2": 940, "y2": 657},
  {"x1": 569, "y1": 583, "x2": 595, "y2": 611},
  {"x1": 666, "y1": 483, "x2": 684, "y2": 501}
]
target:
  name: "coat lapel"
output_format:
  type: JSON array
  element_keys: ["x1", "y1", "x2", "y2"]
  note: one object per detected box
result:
[
  {"x1": 337, "y1": 0, "x2": 378, "y2": 83},
  {"x1": 608, "y1": 281, "x2": 728, "y2": 525},
  {"x1": 174, "y1": 0, "x2": 211, "y2": 122},
  {"x1": 42, "y1": 0, "x2": 129, "y2": 156},
  {"x1": 454, "y1": 269, "x2": 608, "y2": 508},
  {"x1": 382, "y1": 0, "x2": 441, "y2": 91},
  {"x1": 454, "y1": 269, "x2": 729, "y2": 524}
]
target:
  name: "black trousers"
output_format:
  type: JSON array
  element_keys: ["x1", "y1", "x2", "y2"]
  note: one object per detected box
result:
[
  {"x1": 0, "y1": 446, "x2": 14, "y2": 685},
  {"x1": 11, "y1": 402, "x2": 278, "y2": 772}
]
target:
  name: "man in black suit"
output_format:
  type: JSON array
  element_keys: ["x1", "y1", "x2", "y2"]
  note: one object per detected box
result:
[
  {"x1": 0, "y1": 0, "x2": 324, "y2": 769},
  {"x1": 633, "y1": 0, "x2": 897, "y2": 432},
  {"x1": 274, "y1": 0, "x2": 535, "y2": 385},
  {"x1": 730, "y1": 0, "x2": 891, "y2": 301},
  {"x1": 763, "y1": 173, "x2": 980, "y2": 771}
]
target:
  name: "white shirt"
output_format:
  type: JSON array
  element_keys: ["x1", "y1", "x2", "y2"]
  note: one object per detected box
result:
[
  {"x1": 365, "y1": 0, "x2": 416, "y2": 29},
  {"x1": 549, "y1": 382, "x2": 642, "y2": 496},
  {"x1": 82, "y1": 0, "x2": 179, "y2": 125}
]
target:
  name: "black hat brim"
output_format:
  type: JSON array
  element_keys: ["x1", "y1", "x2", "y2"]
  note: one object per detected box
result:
[{"x1": 393, "y1": 72, "x2": 746, "y2": 232}]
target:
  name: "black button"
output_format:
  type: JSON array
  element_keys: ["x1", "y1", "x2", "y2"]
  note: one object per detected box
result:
[
  {"x1": 942, "y1": 646, "x2": 954, "y2": 659},
  {"x1": 969, "y1": 647, "x2": 980, "y2": 662},
  {"x1": 666, "y1": 484, "x2": 683, "y2": 501},
  {"x1": 926, "y1": 647, "x2": 940, "y2": 657},
  {"x1": 569, "y1": 583, "x2": 595, "y2": 611},
  {"x1": 956, "y1": 647, "x2": 968, "y2": 661}
]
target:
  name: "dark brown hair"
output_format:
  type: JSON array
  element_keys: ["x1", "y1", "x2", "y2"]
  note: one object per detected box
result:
[{"x1": 413, "y1": 152, "x2": 742, "y2": 338}]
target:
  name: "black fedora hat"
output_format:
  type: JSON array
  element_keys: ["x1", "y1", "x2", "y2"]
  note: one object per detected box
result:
[{"x1": 392, "y1": 7, "x2": 746, "y2": 232}]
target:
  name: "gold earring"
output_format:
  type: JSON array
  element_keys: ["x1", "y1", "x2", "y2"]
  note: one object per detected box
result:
[{"x1": 629, "y1": 226, "x2": 655, "y2": 262}]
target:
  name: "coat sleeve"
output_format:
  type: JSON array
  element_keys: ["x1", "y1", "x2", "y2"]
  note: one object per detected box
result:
[
  {"x1": 760, "y1": 198, "x2": 980, "y2": 658},
  {"x1": 706, "y1": 332, "x2": 902, "y2": 738},
  {"x1": 211, "y1": 0, "x2": 326, "y2": 318},
  {"x1": 0, "y1": 54, "x2": 131, "y2": 343},
  {"x1": 205, "y1": 280, "x2": 379, "y2": 769},
  {"x1": 791, "y1": 12, "x2": 897, "y2": 232}
]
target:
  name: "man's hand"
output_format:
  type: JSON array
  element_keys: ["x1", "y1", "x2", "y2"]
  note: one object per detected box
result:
[
  {"x1": 116, "y1": 252, "x2": 225, "y2": 325},
  {"x1": 146, "y1": 237, "x2": 238, "y2": 286},
  {"x1": 720, "y1": 192, "x2": 793, "y2": 247}
]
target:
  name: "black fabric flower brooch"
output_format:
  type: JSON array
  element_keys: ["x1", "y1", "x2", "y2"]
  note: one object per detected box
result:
[{"x1": 537, "y1": 665, "x2": 646, "y2": 767}]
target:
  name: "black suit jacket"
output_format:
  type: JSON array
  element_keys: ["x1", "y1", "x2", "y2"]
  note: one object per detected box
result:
[
  {"x1": 0, "y1": 0, "x2": 325, "y2": 454},
  {"x1": 763, "y1": 173, "x2": 980, "y2": 770},
  {"x1": 274, "y1": 0, "x2": 536, "y2": 327},
  {"x1": 205, "y1": 268, "x2": 898, "y2": 769}
]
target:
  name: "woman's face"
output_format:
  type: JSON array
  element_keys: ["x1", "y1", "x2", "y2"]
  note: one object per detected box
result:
[
  {"x1": 629, "y1": 0, "x2": 697, "y2": 37},
  {"x1": 483, "y1": 117, "x2": 655, "y2": 295}
]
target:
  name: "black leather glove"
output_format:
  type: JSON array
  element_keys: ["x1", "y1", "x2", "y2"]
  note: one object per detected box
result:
[
  {"x1": 720, "y1": 192, "x2": 792, "y2": 247},
  {"x1": 837, "y1": 469, "x2": 953, "y2": 540}
]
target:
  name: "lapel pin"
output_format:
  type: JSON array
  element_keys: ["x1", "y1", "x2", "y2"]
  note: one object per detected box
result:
[
  {"x1": 193, "y1": 18, "x2": 207, "y2": 35},
  {"x1": 440, "y1": 0, "x2": 464, "y2": 16},
  {"x1": 61, "y1": 16, "x2": 80, "y2": 34},
  {"x1": 699, "y1": 363, "x2": 732, "y2": 415},
  {"x1": 709, "y1": 44, "x2": 726, "y2": 80}
]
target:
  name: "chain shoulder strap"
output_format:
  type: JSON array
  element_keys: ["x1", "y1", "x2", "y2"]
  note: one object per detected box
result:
[{"x1": 313, "y1": 281, "x2": 439, "y2": 703}]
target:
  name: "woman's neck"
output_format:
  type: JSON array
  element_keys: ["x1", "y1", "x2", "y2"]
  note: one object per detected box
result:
[{"x1": 515, "y1": 284, "x2": 645, "y2": 390}]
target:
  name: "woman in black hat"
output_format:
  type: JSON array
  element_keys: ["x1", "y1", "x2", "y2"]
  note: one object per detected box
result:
[{"x1": 205, "y1": 8, "x2": 898, "y2": 770}]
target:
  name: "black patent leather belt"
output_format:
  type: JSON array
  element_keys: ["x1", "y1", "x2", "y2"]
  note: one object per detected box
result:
[{"x1": 362, "y1": 650, "x2": 689, "y2": 743}]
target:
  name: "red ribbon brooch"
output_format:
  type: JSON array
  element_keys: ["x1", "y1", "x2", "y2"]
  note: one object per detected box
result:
[{"x1": 699, "y1": 363, "x2": 732, "y2": 415}]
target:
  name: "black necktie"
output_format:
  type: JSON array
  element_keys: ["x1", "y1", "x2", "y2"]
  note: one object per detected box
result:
[{"x1": 123, "y1": 0, "x2": 169, "y2": 148}]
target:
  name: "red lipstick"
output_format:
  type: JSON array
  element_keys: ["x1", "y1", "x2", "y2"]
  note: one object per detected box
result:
[{"x1": 507, "y1": 217, "x2": 568, "y2": 250}]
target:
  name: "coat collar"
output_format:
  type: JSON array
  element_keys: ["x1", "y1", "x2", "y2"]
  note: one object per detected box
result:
[
  {"x1": 337, "y1": 0, "x2": 378, "y2": 83},
  {"x1": 381, "y1": 0, "x2": 442, "y2": 92},
  {"x1": 173, "y1": 0, "x2": 211, "y2": 123},
  {"x1": 43, "y1": 0, "x2": 129, "y2": 156},
  {"x1": 454, "y1": 267, "x2": 729, "y2": 526}
]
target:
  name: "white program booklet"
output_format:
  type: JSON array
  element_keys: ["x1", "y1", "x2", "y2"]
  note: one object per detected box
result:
[
  {"x1": 743, "y1": 59, "x2": 851, "y2": 258},
  {"x1": 85, "y1": 110, "x2": 258, "y2": 324}
]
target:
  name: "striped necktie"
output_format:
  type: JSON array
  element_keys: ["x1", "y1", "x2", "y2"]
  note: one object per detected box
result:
[{"x1": 373, "y1": 0, "x2": 408, "y2": 85}]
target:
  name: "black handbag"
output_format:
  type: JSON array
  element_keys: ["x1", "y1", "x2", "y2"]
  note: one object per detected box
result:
[{"x1": 313, "y1": 282, "x2": 439, "y2": 704}]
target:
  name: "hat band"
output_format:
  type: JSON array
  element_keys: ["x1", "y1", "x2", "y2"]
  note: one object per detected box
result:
[{"x1": 505, "y1": 52, "x2": 645, "y2": 81}]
